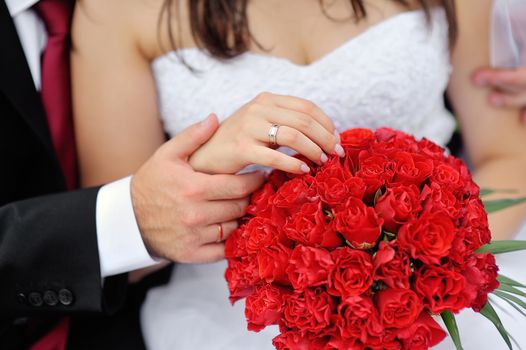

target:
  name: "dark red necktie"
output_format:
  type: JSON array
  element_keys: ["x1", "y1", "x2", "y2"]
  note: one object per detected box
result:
[
  {"x1": 30, "y1": 1, "x2": 75, "y2": 349},
  {"x1": 35, "y1": 0, "x2": 77, "y2": 190}
]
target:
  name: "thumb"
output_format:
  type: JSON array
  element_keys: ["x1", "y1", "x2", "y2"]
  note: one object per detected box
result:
[{"x1": 165, "y1": 113, "x2": 219, "y2": 160}]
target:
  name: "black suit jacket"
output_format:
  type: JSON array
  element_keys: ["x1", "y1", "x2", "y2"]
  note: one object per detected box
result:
[{"x1": 0, "y1": 1, "x2": 156, "y2": 348}]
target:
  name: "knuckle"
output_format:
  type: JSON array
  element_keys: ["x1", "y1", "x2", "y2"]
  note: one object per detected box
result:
[
  {"x1": 254, "y1": 91, "x2": 272, "y2": 103},
  {"x1": 245, "y1": 102, "x2": 262, "y2": 115},
  {"x1": 183, "y1": 184, "x2": 205, "y2": 199},
  {"x1": 295, "y1": 114, "x2": 313, "y2": 131},
  {"x1": 297, "y1": 100, "x2": 315, "y2": 114},
  {"x1": 180, "y1": 209, "x2": 203, "y2": 227}
]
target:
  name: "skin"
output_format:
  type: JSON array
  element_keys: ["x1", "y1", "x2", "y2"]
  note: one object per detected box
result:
[
  {"x1": 72, "y1": 0, "x2": 526, "y2": 261},
  {"x1": 472, "y1": 67, "x2": 526, "y2": 122}
]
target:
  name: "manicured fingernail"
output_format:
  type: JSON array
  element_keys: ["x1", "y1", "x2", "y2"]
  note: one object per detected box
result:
[
  {"x1": 320, "y1": 153, "x2": 328, "y2": 163},
  {"x1": 300, "y1": 163, "x2": 310, "y2": 173},
  {"x1": 334, "y1": 130, "x2": 341, "y2": 143},
  {"x1": 201, "y1": 113, "x2": 216, "y2": 126},
  {"x1": 334, "y1": 144, "x2": 345, "y2": 157}
]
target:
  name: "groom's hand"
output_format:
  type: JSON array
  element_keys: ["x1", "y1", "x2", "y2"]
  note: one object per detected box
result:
[{"x1": 130, "y1": 114, "x2": 265, "y2": 263}]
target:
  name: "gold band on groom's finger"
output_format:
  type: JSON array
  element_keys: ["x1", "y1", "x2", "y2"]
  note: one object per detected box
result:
[{"x1": 216, "y1": 223, "x2": 224, "y2": 243}]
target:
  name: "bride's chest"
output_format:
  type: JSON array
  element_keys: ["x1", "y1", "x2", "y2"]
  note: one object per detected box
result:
[{"x1": 152, "y1": 9, "x2": 453, "y2": 145}]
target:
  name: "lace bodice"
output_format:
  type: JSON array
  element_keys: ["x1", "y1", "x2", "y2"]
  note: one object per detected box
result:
[{"x1": 152, "y1": 8, "x2": 455, "y2": 147}]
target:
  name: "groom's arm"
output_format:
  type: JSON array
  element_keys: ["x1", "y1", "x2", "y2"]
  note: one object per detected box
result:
[{"x1": 0, "y1": 187, "x2": 129, "y2": 319}]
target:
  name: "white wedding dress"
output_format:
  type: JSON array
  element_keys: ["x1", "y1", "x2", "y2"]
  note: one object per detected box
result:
[{"x1": 141, "y1": 8, "x2": 526, "y2": 349}]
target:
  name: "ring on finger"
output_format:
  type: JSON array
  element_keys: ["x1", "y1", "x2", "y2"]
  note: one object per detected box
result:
[
  {"x1": 216, "y1": 223, "x2": 224, "y2": 243},
  {"x1": 268, "y1": 124, "x2": 280, "y2": 147}
]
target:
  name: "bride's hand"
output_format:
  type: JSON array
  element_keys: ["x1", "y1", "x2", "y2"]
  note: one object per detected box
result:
[{"x1": 189, "y1": 92, "x2": 344, "y2": 174}]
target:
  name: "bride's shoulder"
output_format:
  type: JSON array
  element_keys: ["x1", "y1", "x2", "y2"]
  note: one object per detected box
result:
[{"x1": 73, "y1": 0, "x2": 188, "y2": 61}]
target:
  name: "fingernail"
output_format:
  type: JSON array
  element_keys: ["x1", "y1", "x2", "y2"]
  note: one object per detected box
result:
[
  {"x1": 334, "y1": 144, "x2": 345, "y2": 157},
  {"x1": 320, "y1": 153, "x2": 328, "y2": 163},
  {"x1": 333, "y1": 130, "x2": 341, "y2": 143},
  {"x1": 201, "y1": 113, "x2": 216, "y2": 126},
  {"x1": 300, "y1": 163, "x2": 310, "y2": 173}
]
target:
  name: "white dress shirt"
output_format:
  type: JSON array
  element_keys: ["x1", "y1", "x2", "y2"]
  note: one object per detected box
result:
[{"x1": 6, "y1": 0, "x2": 158, "y2": 278}]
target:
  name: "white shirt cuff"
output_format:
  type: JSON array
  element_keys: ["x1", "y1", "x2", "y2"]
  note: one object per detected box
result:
[{"x1": 96, "y1": 176, "x2": 159, "y2": 278}]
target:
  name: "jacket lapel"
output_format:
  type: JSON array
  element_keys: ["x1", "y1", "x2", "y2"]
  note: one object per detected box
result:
[{"x1": 0, "y1": 0, "x2": 56, "y2": 158}]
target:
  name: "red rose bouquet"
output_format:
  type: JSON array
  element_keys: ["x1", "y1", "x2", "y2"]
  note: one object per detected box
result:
[{"x1": 225, "y1": 128, "x2": 526, "y2": 350}]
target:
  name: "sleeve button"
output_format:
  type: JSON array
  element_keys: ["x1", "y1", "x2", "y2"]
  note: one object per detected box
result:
[
  {"x1": 43, "y1": 290, "x2": 59, "y2": 306},
  {"x1": 58, "y1": 289, "x2": 74, "y2": 306},
  {"x1": 28, "y1": 292, "x2": 43, "y2": 307},
  {"x1": 16, "y1": 293, "x2": 27, "y2": 305}
]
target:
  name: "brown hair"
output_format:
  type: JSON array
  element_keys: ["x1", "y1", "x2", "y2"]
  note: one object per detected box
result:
[{"x1": 160, "y1": 0, "x2": 457, "y2": 60}]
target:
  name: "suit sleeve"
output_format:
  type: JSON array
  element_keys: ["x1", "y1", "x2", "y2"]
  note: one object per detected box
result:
[{"x1": 0, "y1": 187, "x2": 128, "y2": 319}]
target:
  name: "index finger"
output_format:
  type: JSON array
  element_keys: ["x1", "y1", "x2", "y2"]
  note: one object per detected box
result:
[
  {"x1": 473, "y1": 68, "x2": 526, "y2": 90},
  {"x1": 270, "y1": 94, "x2": 337, "y2": 135},
  {"x1": 203, "y1": 171, "x2": 266, "y2": 200}
]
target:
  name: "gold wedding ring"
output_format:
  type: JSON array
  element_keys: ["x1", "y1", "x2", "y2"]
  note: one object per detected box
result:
[
  {"x1": 268, "y1": 124, "x2": 280, "y2": 146},
  {"x1": 216, "y1": 223, "x2": 224, "y2": 243}
]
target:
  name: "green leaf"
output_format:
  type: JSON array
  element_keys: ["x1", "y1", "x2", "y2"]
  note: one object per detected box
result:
[
  {"x1": 498, "y1": 274, "x2": 526, "y2": 289},
  {"x1": 480, "y1": 302, "x2": 513, "y2": 349},
  {"x1": 476, "y1": 241, "x2": 526, "y2": 254},
  {"x1": 493, "y1": 293, "x2": 526, "y2": 318},
  {"x1": 441, "y1": 311, "x2": 464, "y2": 350},
  {"x1": 483, "y1": 197, "x2": 526, "y2": 214},
  {"x1": 498, "y1": 283, "x2": 526, "y2": 297},
  {"x1": 480, "y1": 188, "x2": 518, "y2": 197},
  {"x1": 493, "y1": 290, "x2": 526, "y2": 313}
]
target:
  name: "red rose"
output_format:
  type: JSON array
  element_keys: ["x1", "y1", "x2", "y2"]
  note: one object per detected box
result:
[
  {"x1": 340, "y1": 128, "x2": 376, "y2": 167},
  {"x1": 246, "y1": 182, "x2": 275, "y2": 218},
  {"x1": 463, "y1": 253, "x2": 499, "y2": 312},
  {"x1": 413, "y1": 265, "x2": 472, "y2": 313},
  {"x1": 417, "y1": 138, "x2": 446, "y2": 159},
  {"x1": 446, "y1": 155, "x2": 478, "y2": 195},
  {"x1": 325, "y1": 335, "x2": 364, "y2": 350},
  {"x1": 225, "y1": 256, "x2": 260, "y2": 304},
  {"x1": 356, "y1": 152, "x2": 394, "y2": 199},
  {"x1": 273, "y1": 331, "x2": 328, "y2": 350},
  {"x1": 336, "y1": 295, "x2": 383, "y2": 343},
  {"x1": 287, "y1": 245, "x2": 334, "y2": 289},
  {"x1": 282, "y1": 288, "x2": 335, "y2": 333},
  {"x1": 376, "y1": 288, "x2": 423, "y2": 329},
  {"x1": 392, "y1": 152, "x2": 433, "y2": 187},
  {"x1": 461, "y1": 198, "x2": 491, "y2": 250},
  {"x1": 257, "y1": 243, "x2": 292, "y2": 284},
  {"x1": 430, "y1": 163, "x2": 463, "y2": 193},
  {"x1": 225, "y1": 225, "x2": 249, "y2": 259},
  {"x1": 375, "y1": 128, "x2": 415, "y2": 144},
  {"x1": 398, "y1": 212, "x2": 455, "y2": 265},
  {"x1": 341, "y1": 128, "x2": 375, "y2": 147},
  {"x1": 284, "y1": 201, "x2": 341, "y2": 249},
  {"x1": 420, "y1": 183, "x2": 461, "y2": 220},
  {"x1": 245, "y1": 284, "x2": 286, "y2": 332},
  {"x1": 373, "y1": 242, "x2": 412, "y2": 289},
  {"x1": 396, "y1": 312, "x2": 447, "y2": 350},
  {"x1": 328, "y1": 248, "x2": 373, "y2": 298},
  {"x1": 245, "y1": 217, "x2": 279, "y2": 254},
  {"x1": 273, "y1": 177, "x2": 311, "y2": 211},
  {"x1": 314, "y1": 157, "x2": 366, "y2": 207},
  {"x1": 375, "y1": 184, "x2": 421, "y2": 233},
  {"x1": 334, "y1": 198, "x2": 383, "y2": 250}
]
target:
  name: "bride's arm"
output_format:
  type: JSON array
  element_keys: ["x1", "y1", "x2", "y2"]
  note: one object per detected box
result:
[
  {"x1": 71, "y1": 0, "x2": 165, "y2": 186},
  {"x1": 448, "y1": 0, "x2": 526, "y2": 240}
]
